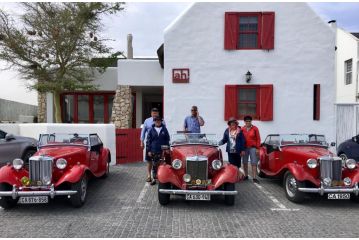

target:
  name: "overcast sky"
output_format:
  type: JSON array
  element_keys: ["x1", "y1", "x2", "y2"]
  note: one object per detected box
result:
[{"x1": 0, "y1": 2, "x2": 359, "y2": 105}]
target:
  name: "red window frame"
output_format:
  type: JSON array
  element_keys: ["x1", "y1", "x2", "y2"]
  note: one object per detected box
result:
[
  {"x1": 238, "y1": 85, "x2": 260, "y2": 119},
  {"x1": 60, "y1": 91, "x2": 115, "y2": 124},
  {"x1": 237, "y1": 13, "x2": 262, "y2": 50}
]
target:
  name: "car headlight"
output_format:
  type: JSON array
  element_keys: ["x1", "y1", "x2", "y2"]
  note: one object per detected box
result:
[
  {"x1": 172, "y1": 159, "x2": 182, "y2": 170},
  {"x1": 307, "y1": 158, "x2": 318, "y2": 169},
  {"x1": 183, "y1": 174, "x2": 191, "y2": 183},
  {"x1": 323, "y1": 177, "x2": 332, "y2": 187},
  {"x1": 212, "y1": 160, "x2": 222, "y2": 170},
  {"x1": 346, "y1": 159, "x2": 357, "y2": 170},
  {"x1": 344, "y1": 177, "x2": 352, "y2": 186},
  {"x1": 56, "y1": 158, "x2": 67, "y2": 170},
  {"x1": 13, "y1": 158, "x2": 24, "y2": 170}
]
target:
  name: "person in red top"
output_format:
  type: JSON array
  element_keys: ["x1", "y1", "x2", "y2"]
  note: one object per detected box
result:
[{"x1": 241, "y1": 115, "x2": 261, "y2": 183}]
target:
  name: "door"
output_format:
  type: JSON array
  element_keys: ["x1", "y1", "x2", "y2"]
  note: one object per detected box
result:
[{"x1": 89, "y1": 135, "x2": 101, "y2": 173}]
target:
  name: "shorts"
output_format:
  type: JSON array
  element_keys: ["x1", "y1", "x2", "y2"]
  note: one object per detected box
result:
[
  {"x1": 242, "y1": 147, "x2": 259, "y2": 165},
  {"x1": 228, "y1": 153, "x2": 241, "y2": 168}
]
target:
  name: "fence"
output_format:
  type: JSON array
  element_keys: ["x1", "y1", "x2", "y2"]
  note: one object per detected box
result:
[{"x1": 115, "y1": 128, "x2": 143, "y2": 164}]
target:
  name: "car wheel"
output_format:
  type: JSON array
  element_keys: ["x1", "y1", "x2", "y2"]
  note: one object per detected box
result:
[
  {"x1": 158, "y1": 182, "x2": 170, "y2": 205},
  {"x1": 22, "y1": 149, "x2": 36, "y2": 165},
  {"x1": 70, "y1": 174, "x2": 88, "y2": 208},
  {"x1": 257, "y1": 161, "x2": 266, "y2": 178},
  {"x1": 283, "y1": 171, "x2": 305, "y2": 203},
  {"x1": 224, "y1": 183, "x2": 235, "y2": 206},
  {"x1": 0, "y1": 184, "x2": 18, "y2": 209}
]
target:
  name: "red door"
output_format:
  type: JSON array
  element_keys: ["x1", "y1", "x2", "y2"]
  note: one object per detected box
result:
[{"x1": 116, "y1": 129, "x2": 143, "y2": 164}]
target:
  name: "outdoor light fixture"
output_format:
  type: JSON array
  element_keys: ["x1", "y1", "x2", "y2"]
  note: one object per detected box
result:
[{"x1": 245, "y1": 71, "x2": 252, "y2": 83}]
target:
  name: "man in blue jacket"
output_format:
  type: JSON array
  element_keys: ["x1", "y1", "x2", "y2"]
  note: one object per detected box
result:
[{"x1": 146, "y1": 116, "x2": 170, "y2": 185}]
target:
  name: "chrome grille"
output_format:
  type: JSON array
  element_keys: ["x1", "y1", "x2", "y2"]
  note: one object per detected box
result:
[
  {"x1": 320, "y1": 156, "x2": 342, "y2": 182},
  {"x1": 29, "y1": 155, "x2": 53, "y2": 186},
  {"x1": 186, "y1": 156, "x2": 208, "y2": 180}
]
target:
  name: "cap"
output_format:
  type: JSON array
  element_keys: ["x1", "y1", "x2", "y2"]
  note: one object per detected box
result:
[
  {"x1": 151, "y1": 108, "x2": 159, "y2": 112},
  {"x1": 227, "y1": 117, "x2": 238, "y2": 125}
]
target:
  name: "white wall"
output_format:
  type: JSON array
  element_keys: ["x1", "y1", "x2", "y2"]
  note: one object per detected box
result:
[
  {"x1": 164, "y1": 2, "x2": 337, "y2": 154},
  {"x1": 336, "y1": 28, "x2": 359, "y2": 103},
  {"x1": 0, "y1": 123, "x2": 116, "y2": 165},
  {"x1": 93, "y1": 67, "x2": 118, "y2": 91},
  {"x1": 118, "y1": 59, "x2": 163, "y2": 86}
]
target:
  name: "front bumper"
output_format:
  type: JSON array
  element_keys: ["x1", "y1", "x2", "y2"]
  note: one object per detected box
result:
[
  {"x1": 298, "y1": 183, "x2": 359, "y2": 196},
  {"x1": 159, "y1": 189, "x2": 238, "y2": 195},
  {"x1": 0, "y1": 184, "x2": 77, "y2": 200}
]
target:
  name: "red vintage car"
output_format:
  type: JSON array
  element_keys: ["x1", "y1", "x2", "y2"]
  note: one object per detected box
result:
[
  {"x1": 157, "y1": 133, "x2": 242, "y2": 206},
  {"x1": 258, "y1": 134, "x2": 359, "y2": 203},
  {"x1": 0, "y1": 133, "x2": 110, "y2": 209}
]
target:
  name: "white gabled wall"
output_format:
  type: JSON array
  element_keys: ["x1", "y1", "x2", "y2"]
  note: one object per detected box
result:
[
  {"x1": 336, "y1": 28, "x2": 359, "y2": 103},
  {"x1": 164, "y1": 2, "x2": 336, "y2": 152},
  {"x1": 118, "y1": 60, "x2": 163, "y2": 86}
]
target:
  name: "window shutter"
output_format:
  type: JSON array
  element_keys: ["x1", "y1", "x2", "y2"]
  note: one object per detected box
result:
[
  {"x1": 259, "y1": 85, "x2": 273, "y2": 121},
  {"x1": 224, "y1": 85, "x2": 238, "y2": 120},
  {"x1": 224, "y1": 13, "x2": 239, "y2": 50},
  {"x1": 261, "y1": 12, "x2": 275, "y2": 50},
  {"x1": 313, "y1": 84, "x2": 320, "y2": 120}
]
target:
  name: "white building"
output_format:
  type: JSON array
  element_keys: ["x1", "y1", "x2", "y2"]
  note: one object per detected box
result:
[
  {"x1": 336, "y1": 27, "x2": 359, "y2": 103},
  {"x1": 161, "y1": 2, "x2": 336, "y2": 146}
]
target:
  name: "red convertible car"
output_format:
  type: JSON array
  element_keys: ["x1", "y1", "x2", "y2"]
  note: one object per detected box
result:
[
  {"x1": 0, "y1": 133, "x2": 110, "y2": 209},
  {"x1": 157, "y1": 133, "x2": 243, "y2": 206},
  {"x1": 259, "y1": 134, "x2": 359, "y2": 203}
]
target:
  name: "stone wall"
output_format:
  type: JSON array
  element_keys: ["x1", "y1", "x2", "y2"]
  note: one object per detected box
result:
[
  {"x1": 111, "y1": 85, "x2": 132, "y2": 128},
  {"x1": 37, "y1": 92, "x2": 47, "y2": 123}
]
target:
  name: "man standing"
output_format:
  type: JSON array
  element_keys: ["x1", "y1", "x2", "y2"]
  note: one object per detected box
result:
[
  {"x1": 140, "y1": 108, "x2": 163, "y2": 182},
  {"x1": 242, "y1": 115, "x2": 261, "y2": 183},
  {"x1": 183, "y1": 106, "x2": 205, "y2": 133}
]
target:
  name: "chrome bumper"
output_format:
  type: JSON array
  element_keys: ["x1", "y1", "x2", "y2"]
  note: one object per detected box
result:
[
  {"x1": 159, "y1": 189, "x2": 238, "y2": 195},
  {"x1": 0, "y1": 185, "x2": 77, "y2": 200},
  {"x1": 298, "y1": 183, "x2": 359, "y2": 196}
]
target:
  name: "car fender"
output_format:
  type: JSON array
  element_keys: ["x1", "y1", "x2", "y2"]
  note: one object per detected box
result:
[
  {"x1": 0, "y1": 165, "x2": 27, "y2": 187},
  {"x1": 286, "y1": 163, "x2": 319, "y2": 186},
  {"x1": 54, "y1": 164, "x2": 89, "y2": 187},
  {"x1": 101, "y1": 148, "x2": 111, "y2": 163},
  {"x1": 157, "y1": 164, "x2": 182, "y2": 188},
  {"x1": 212, "y1": 164, "x2": 239, "y2": 189}
]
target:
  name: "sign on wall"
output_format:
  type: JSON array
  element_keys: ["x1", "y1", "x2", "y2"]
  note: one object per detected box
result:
[{"x1": 172, "y1": 68, "x2": 190, "y2": 83}]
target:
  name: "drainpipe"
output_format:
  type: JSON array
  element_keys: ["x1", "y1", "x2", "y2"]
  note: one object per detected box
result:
[{"x1": 127, "y1": 34, "x2": 133, "y2": 59}]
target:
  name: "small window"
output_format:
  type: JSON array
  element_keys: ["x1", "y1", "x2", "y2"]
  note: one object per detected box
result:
[
  {"x1": 345, "y1": 59, "x2": 353, "y2": 85},
  {"x1": 313, "y1": 84, "x2": 320, "y2": 120},
  {"x1": 238, "y1": 16, "x2": 259, "y2": 49},
  {"x1": 238, "y1": 87, "x2": 259, "y2": 118}
]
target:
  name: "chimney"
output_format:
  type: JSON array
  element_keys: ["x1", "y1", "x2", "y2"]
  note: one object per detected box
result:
[
  {"x1": 127, "y1": 34, "x2": 133, "y2": 59},
  {"x1": 328, "y1": 20, "x2": 337, "y2": 28}
]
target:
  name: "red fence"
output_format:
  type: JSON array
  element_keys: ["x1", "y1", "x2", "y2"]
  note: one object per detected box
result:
[{"x1": 116, "y1": 128, "x2": 143, "y2": 164}]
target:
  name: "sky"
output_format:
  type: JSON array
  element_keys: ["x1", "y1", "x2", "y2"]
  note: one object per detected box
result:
[{"x1": 0, "y1": 2, "x2": 359, "y2": 105}]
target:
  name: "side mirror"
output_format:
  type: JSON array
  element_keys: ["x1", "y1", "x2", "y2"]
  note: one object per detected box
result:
[
  {"x1": 5, "y1": 134, "x2": 15, "y2": 141},
  {"x1": 330, "y1": 142, "x2": 336, "y2": 147}
]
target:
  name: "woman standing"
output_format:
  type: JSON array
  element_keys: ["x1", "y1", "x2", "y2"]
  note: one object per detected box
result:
[{"x1": 219, "y1": 117, "x2": 246, "y2": 168}]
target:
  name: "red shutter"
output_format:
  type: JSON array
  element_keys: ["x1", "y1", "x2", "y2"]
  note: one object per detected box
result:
[
  {"x1": 224, "y1": 85, "x2": 238, "y2": 121},
  {"x1": 261, "y1": 12, "x2": 275, "y2": 50},
  {"x1": 224, "y1": 13, "x2": 239, "y2": 50},
  {"x1": 314, "y1": 84, "x2": 320, "y2": 120},
  {"x1": 259, "y1": 85, "x2": 273, "y2": 121}
]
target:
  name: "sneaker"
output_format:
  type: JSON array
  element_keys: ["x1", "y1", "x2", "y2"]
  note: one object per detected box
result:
[
  {"x1": 150, "y1": 179, "x2": 157, "y2": 185},
  {"x1": 243, "y1": 176, "x2": 249, "y2": 181},
  {"x1": 253, "y1": 178, "x2": 260, "y2": 184},
  {"x1": 146, "y1": 176, "x2": 152, "y2": 182}
]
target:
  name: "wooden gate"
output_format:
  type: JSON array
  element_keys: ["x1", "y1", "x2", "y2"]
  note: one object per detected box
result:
[{"x1": 116, "y1": 128, "x2": 143, "y2": 164}]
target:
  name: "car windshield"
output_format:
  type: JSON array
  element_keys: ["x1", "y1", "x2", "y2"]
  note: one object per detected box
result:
[
  {"x1": 277, "y1": 134, "x2": 327, "y2": 146},
  {"x1": 38, "y1": 133, "x2": 90, "y2": 147},
  {"x1": 171, "y1": 133, "x2": 218, "y2": 146}
]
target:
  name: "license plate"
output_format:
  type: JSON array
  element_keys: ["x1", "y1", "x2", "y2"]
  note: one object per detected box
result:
[
  {"x1": 185, "y1": 193, "x2": 210, "y2": 201},
  {"x1": 18, "y1": 196, "x2": 49, "y2": 204},
  {"x1": 327, "y1": 193, "x2": 350, "y2": 200}
]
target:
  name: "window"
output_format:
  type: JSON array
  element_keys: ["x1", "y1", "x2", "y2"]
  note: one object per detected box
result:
[
  {"x1": 313, "y1": 84, "x2": 320, "y2": 121},
  {"x1": 345, "y1": 59, "x2": 353, "y2": 85},
  {"x1": 224, "y1": 12, "x2": 275, "y2": 50},
  {"x1": 224, "y1": 85, "x2": 273, "y2": 121},
  {"x1": 61, "y1": 92, "x2": 115, "y2": 123}
]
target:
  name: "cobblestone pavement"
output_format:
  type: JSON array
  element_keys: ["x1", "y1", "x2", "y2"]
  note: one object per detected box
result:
[{"x1": 1, "y1": 162, "x2": 359, "y2": 238}]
